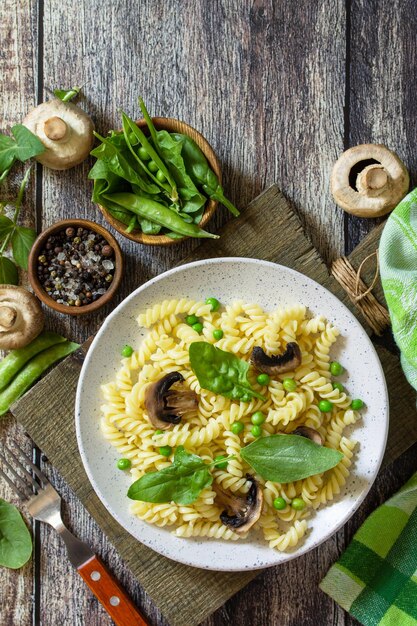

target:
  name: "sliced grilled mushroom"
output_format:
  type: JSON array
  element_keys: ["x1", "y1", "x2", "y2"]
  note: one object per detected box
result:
[
  {"x1": 213, "y1": 474, "x2": 263, "y2": 533},
  {"x1": 250, "y1": 342, "x2": 301, "y2": 375},
  {"x1": 292, "y1": 426, "x2": 323, "y2": 446},
  {"x1": 144, "y1": 372, "x2": 198, "y2": 430}
]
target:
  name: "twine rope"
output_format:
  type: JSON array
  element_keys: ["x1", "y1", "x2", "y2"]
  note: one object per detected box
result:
[{"x1": 331, "y1": 251, "x2": 390, "y2": 336}]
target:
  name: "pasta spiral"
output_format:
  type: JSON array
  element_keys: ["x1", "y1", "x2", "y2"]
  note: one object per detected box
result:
[{"x1": 100, "y1": 299, "x2": 363, "y2": 553}]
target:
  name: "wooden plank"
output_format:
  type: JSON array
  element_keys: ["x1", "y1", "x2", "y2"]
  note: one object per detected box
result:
[
  {"x1": 0, "y1": 2, "x2": 38, "y2": 626},
  {"x1": 33, "y1": 0, "x2": 348, "y2": 624},
  {"x1": 346, "y1": 0, "x2": 417, "y2": 252}
]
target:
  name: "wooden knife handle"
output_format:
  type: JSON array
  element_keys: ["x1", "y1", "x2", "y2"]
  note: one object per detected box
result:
[{"x1": 77, "y1": 555, "x2": 149, "y2": 626}]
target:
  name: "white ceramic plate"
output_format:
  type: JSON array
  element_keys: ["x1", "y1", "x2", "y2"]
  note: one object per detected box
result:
[{"x1": 75, "y1": 258, "x2": 389, "y2": 571}]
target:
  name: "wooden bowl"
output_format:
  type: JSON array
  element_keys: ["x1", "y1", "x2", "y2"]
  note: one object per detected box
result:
[
  {"x1": 97, "y1": 117, "x2": 221, "y2": 245},
  {"x1": 28, "y1": 219, "x2": 123, "y2": 316}
]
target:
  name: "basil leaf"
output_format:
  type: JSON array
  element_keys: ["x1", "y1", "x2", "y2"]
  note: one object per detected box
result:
[
  {"x1": 53, "y1": 86, "x2": 80, "y2": 102},
  {"x1": 127, "y1": 446, "x2": 213, "y2": 505},
  {"x1": 0, "y1": 215, "x2": 14, "y2": 241},
  {"x1": 241, "y1": 434, "x2": 344, "y2": 483},
  {"x1": 0, "y1": 125, "x2": 44, "y2": 181},
  {"x1": 0, "y1": 499, "x2": 32, "y2": 569},
  {"x1": 0, "y1": 256, "x2": 18, "y2": 284},
  {"x1": 11, "y1": 226, "x2": 37, "y2": 270},
  {"x1": 189, "y1": 342, "x2": 265, "y2": 402}
]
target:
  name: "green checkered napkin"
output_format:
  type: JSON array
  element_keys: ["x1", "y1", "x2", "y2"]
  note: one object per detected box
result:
[
  {"x1": 321, "y1": 189, "x2": 417, "y2": 624},
  {"x1": 320, "y1": 472, "x2": 417, "y2": 625},
  {"x1": 379, "y1": 188, "x2": 417, "y2": 392}
]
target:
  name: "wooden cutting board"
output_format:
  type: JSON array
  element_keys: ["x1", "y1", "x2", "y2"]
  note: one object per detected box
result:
[{"x1": 11, "y1": 184, "x2": 417, "y2": 626}]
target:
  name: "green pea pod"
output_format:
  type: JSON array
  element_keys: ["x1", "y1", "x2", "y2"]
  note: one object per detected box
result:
[
  {"x1": 121, "y1": 111, "x2": 178, "y2": 202},
  {"x1": 121, "y1": 112, "x2": 173, "y2": 198},
  {"x1": 0, "y1": 341, "x2": 80, "y2": 417},
  {"x1": 155, "y1": 130, "x2": 207, "y2": 214},
  {"x1": 172, "y1": 133, "x2": 240, "y2": 217},
  {"x1": 91, "y1": 133, "x2": 160, "y2": 196},
  {"x1": 0, "y1": 331, "x2": 67, "y2": 393},
  {"x1": 104, "y1": 193, "x2": 219, "y2": 239},
  {"x1": 125, "y1": 215, "x2": 137, "y2": 233}
]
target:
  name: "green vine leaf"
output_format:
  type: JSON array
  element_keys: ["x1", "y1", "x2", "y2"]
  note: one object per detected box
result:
[
  {"x1": 0, "y1": 215, "x2": 14, "y2": 242},
  {"x1": 11, "y1": 226, "x2": 37, "y2": 270},
  {"x1": 0, "y1": 256, "x2": 18, "y2": 285},
  {"x1": 53, "y1": 86, "x2": 81, "y2": 102},
  {"x1": 0, "y1": 125, "x2": 44, "y2": 182}
]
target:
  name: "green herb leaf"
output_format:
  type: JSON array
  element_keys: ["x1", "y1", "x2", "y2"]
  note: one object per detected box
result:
[
  {"x1": 0, "y1": 499, "x2": 32, "y2": 569},
  {"x1": 11, "y1": 226, "x2": 37, "y2": 270},
  {"x1": 0, "y1": 256, "x2": 18, "y2": 284},
  {"x1": 127, "y1": 446, "x2": 214, "y2": 505},
  {"x1": 241, "y1": 434, "x2": 344, "y2": 482},
  {"x1": 0, "y1": 125, "x2": 44, "y2": 181},
  {"x1": 0, "y1": 215, "x2": 14, "y2": 241},
  {"x1": 53, "y1": 86, "x2": 81, "y2": 102},
  {"x1": 127, "y1": 447, "x2": 233, "y2": 505},
  {"x1": 189, "y1": 342, "x2": 265, "y2": 402}
]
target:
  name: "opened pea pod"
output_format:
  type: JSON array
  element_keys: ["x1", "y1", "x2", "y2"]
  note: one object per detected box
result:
[{"x1": 89, "y1": 98, "x2": 239, "y2": 240}]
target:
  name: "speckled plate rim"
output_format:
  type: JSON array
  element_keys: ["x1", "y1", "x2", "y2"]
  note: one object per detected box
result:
[{"x1": 75, "y1": 257, "x2": 389, "y2": 571}]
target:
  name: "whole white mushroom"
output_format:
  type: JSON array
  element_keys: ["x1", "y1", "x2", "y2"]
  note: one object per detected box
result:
[{"x1": 23, "y1": 99, "x2": 94, "y2": 170}]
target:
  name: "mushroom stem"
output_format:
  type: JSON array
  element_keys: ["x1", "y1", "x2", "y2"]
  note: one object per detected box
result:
[
  {"x1": 0, "y1": 305, "x2": 17, "y2": 331},
  {"x1": 357, "y1": 165, "x2": 389, "y2": 196},
  {"x1": 44, "y1": 116, "x2": 68, "y2": 141}
]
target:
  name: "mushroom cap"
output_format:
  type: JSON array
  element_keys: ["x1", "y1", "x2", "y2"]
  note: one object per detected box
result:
[
  {"x1": 144, "y1": 372, "x2": 198, "y2": 430},
  {"x1": 331, "y1": 144, "x2": 409, "y2": 218},
  {"x1": 0, "y1": 285, "x2": 44, "y2": 350},
  {"x1": 293, "y1": 426, "x2": 323, "y2": 446},
  {"x1": 214, "y1": 474, "x2": 263, "y2": 534},
  {"x1": 22, "y1": 99, "x2": 94, "y2": 170},
  {"x1": 250, "y1": 342, "x2": 302, "y2": 375}
]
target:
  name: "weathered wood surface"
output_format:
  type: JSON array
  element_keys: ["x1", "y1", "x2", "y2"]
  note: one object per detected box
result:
[{"x1": 1, "y1": 1, "x2": 417, "y2": 625}]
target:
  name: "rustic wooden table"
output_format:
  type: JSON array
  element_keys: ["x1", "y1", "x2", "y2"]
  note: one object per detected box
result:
[{"x1": 2, "y1": 1, "x2": 417, "y2": 625}]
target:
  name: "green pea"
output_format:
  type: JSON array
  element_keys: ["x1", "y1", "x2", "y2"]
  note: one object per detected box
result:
[
  {"x1": 138, "y1": 147, "x2": 150, "y2": 160},
  {"x1": 231, "y1": 421, "x2": 244, "y2": 435},
  {"x1": 159, "y1": 445, "x2": 172, "y2": 457},
  {"x1": 156, "y1": 170, "x2": 166, "y2": 182},
  {"x1": 121, "y1": 344, "x2": 133, "y2": 357},
  {"x1": 251, "y1": 424, "x2": 262, "y2": 437},
  {"x1": 148, "y1": 160, "x2": 158, "y2": 172},
  {"x1": 330, "y1": 361, "x2": 344, "y2": 376},
  {"x1": 251, "y1": 411, "x2": 265, "y2": 425},
  {"x1": 257, "y1": 373, "x2": 270, "y2": 386},
  {"x1": 319, "y1": 400, "x2": 333, "y2": 413},
  {"x1": 192, "y1": 322, "x2": 203, "y2": 333},
  {"x1": 332, "y1": 382, "x2": 344, "y2": 393},
  {"x1": 351, "y1": 398, "x2": 365, "y2": 410},
  {"x1": 186, "y1": 314, "x2": 199, "y2": 325},
  {"x1": 273, "y1": 497, "x2": 287, "y2": 510},
  {"x1": 291, "y1": 498, "x2": 306, "y2": 510},
  {"x1": 154, "y1": 429, "x2": 164, "y2": 435},
  {"x1": 214, "y1": 455, "x2": 228, "y2": 470},
  {"x1": 206, "y1": 297, "x2": 220, "y2": 311},
  {"x1": 213, "y1": 329, "x2": 224, "y2": 340},
  {"x1": 240, "y1": 393, "x2": 251, "y2": 403},
  {"x1": 117, "y1": 458, "x2": 131, "y2": 470},
  {"x1": 283, "y1": 378, "x2": 297, "y2": 392}
]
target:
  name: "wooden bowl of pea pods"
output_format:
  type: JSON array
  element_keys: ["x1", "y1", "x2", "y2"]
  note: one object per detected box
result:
[{"x1": 97, "y1": 118, "x2": 221, "y2": 246}]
